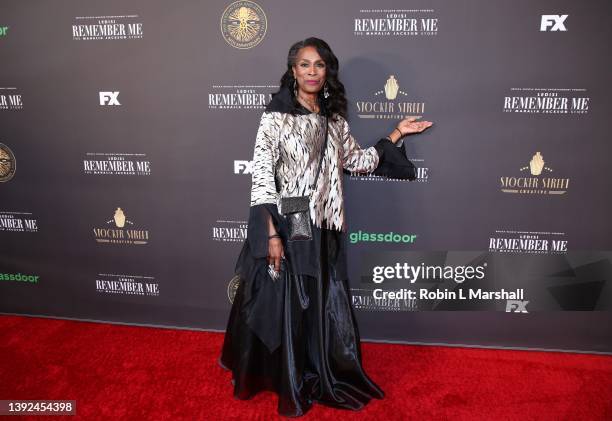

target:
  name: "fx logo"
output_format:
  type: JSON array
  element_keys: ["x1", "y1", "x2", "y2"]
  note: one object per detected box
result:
[
  {"x1": 0, "y1": 27, "x2": 8, "y2": 36},
  {"x1": 506, "y1": 300, "x2": 529, "y2": 313},
  {"x1": 99, "y1": 91, "x2": 121, "y2": 106},
  {"x1": 540, "y1": 15, "x2": 568, "y2": 31},
  {"x1": 234, "y1": 160, "x2": 253, "y2": 174}
]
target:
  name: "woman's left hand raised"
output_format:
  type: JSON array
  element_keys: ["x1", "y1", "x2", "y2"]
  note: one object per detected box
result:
[{"x1": 397, "y1": 117, "x2": 433, "y2": 136}]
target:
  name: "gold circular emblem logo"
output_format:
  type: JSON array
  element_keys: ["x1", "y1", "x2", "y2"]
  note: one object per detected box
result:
[
  {"x1": 0, "y1": 143, "x2": 16, "y2": 182},
  {"x1": 220, "y1": 1, "x2": 267, "y2": 49},
  {"x1": 227, "y1": 274, "x2": 241, "y2": 304}
]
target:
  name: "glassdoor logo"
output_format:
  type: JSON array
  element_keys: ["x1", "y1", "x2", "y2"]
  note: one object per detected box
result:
[
  {"x1": 349, "y1": 231, "x2": 417, "y2": 244},
  {"x1": 0, "y1": 273, "x2": 39, "y2": 283}
]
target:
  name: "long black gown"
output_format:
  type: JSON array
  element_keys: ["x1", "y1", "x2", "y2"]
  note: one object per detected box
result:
[
  {"x1": 219, "y1": 204, "x2": 384, "y2": 417},
  {"x1": 218, "y1": 84, "x2": 418, "y2": 416}
]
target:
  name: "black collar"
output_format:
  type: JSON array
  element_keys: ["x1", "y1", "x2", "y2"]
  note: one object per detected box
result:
[{"x1": 266, "y1": 85, "x2": 328, "y2": 116}]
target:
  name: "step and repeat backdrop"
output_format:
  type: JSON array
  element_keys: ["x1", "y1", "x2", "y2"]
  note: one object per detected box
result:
[{"x1": 1, "y1": 0, "x2": 611, "y2": 352}]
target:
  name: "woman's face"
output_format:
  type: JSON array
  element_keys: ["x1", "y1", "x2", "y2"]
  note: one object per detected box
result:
[{"x1": 292, "y1": 46, "x2": 326, "y2": 96}]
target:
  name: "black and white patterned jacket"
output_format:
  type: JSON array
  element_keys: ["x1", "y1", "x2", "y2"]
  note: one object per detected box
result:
[{"x1": 250, "y1": 86, "x2": 402, "y2": 232}]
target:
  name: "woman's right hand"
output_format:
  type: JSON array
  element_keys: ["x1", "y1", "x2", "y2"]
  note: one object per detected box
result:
[{"x1": 268, "y1": 237, "x2": 285, "y2": 273}]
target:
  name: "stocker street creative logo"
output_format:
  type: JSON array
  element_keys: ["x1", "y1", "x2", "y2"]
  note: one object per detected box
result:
[
  {"x1": 0, "y1": 143, "x2": 16, "y2": 182},
  {"x1": 489, "y1": 230, "x2": 568, "y2": 254},
  {"x1": 0, "y1": 87, "x2": 23, "y2": 110},
  {"x1": 503, "y1": 88, "x2": 589, "y2": 115},
  {"x1": 354, "y1": 75, "x2": 426, "y2": 120},
  {"x1": 209, "y1": 84, "x2": 275, "y2": 110},
  {"x1": 500, "y1": 152, "x2": 569, "y2": 195},
  {"x1": 0, "y1": 26, "x2": 8, "y2": 37},
  {"x1": 354, "y1": 9, "x2": 439, "y2": 37},
  {"x1": 220, "y1": 1, "x2": 267, "y2": 49},
  {"x1": 72, "y1": 15, "x2": 143, "y2": 41},
  {"x1": 96, "y1": 273, "x2": 159, "y2": 297},
  {"x1": 0, "y1": 211, "x2": 38, "y2": 232},
  {"x1": 93, "y1": 207, "x2": 149, "y2": 245},
  {"x1": 83, "y1": 153, "x2": 151, "y2": 176}
]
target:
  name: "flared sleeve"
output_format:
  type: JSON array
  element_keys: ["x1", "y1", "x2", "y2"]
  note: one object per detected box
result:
[
  {"x1": 250, "y1": 111, "x2": 281, "y2": 207},
  {"x1": 339, "y1": 116, "x2": 381, "y2": 173}
]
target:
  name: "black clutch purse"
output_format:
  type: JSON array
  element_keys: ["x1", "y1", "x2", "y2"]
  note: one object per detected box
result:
[
  {"x1": 279, "y1": 116, "x2": 328, "y2": 241},
  {"x1": 279, "y1": 196, "x2": 312, "y2": 241}
]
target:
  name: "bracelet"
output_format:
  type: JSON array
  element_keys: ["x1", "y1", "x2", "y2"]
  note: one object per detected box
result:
[
  {"x1": 394, "y1": 127, "x2": 403, "y2": 138},
  {"x1": 268, "y1": 234, "x2": 281, "y2": 239}
]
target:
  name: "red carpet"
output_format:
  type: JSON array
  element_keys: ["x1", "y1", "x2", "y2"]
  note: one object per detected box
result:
[{"x1": 0, "y1": 315, "x2": 610, "y2": 420}]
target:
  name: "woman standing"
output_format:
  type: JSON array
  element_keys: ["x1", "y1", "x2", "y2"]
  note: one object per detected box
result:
[{"x1": 219, "y1": 37, "x2": 432, "y2": 417}]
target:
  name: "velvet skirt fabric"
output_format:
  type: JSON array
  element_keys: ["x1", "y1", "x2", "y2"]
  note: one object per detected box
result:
[{"x1": 219, "y1": 227, "x2": 384, "y2": 417}]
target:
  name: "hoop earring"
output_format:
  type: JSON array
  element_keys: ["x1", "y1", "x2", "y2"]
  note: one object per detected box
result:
[{"x1": 323, "y1": 81, "x2": 330, "y2": 99}]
